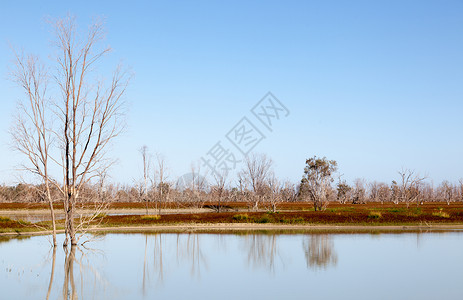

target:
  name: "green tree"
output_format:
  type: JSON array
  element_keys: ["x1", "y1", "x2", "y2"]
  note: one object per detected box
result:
[{"x1": 300, "y1": 156, "x2": 337, "y2": 211}]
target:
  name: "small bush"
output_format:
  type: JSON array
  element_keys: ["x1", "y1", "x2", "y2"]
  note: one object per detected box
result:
[
  {"x1": 141, "y1": 215, "x2": 161, "y2": 221},
  {"x1": 368, "y1": 211, "x2": 382, "y2": 219},
  {"x1": 406, "y1": 208, "x2": 422, "y2": 217},
  {"x1": 282, "y1": 217, "x2": 305, "y2": 224},
  {"x1": 0, "y1": 216, "x2": 12, "y2": 222},
  {"x1": 432, "y1": 209, "x2": 450, "y2": 219},
  {"x1": 255, "y1": 215, "x2": 271, "y2": 223},
  {"x1": 233, "y1": 214, "x2": 249, "y2": 221}
]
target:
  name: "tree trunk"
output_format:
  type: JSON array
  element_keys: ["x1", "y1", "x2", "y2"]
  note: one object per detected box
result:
[{"x1": 45, "y1": 181, "x2": 56, "y2": 247}]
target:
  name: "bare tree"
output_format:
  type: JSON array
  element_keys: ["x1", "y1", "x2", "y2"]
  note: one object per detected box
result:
[
  {"x1": 299, "y1": 156, "x2": 337, "y2": 211},
  {"x1": 280, "y1": 181, "x2": 297, "y2": 202},
  {"x1": 336, "y1": 179, "x2": 352, "y2": 204},
  {"x1": 438, "y1": 181, "x2": 456, "y2": 205},
  {"x1": 57, "y1": 16, "x2": 129, "y2": 246},
  {"x1": 266, "y1": 175, "x2": 282, "y2": 213},
  {"x1": 139, "y1": 145, "x2": 151, "y2": 214},
  {"x1": 368, "y1": 181, "x2": 380, "y2": 203},
  {"x1": 459, "y1": 179, "x2": 463, "y2": 202},
  {"x1": 186, "y1": 161, "x2": 209, "y2": 208},
  {"x1": 377, "y1": 182, "x2": 391, "y2": 204},
  {"x1": 238, "y1": 153, "x2": 274, "y2": 210},
  {"x1": 421, "y1": 182, "x2": 435, "y2": 203},
  {"x1": 152, "y1": 153, "x2": 169, "y2": 214},
  {"x1": 10, "y1": 52, "x2": 58, "y2": 246},
  {"x1": 352, "y1": 178, "x2": 367, "y2": 204},
  {"x1": 397, "y1": 168, "x2": 426, "y2": 208},
  {"x1": 391, "y1": 180, "x2": 400, "y2": 204},
  {"x1": 211, "y1": 169, "x2": 228, "y2": 212},
  {"x1": 12, "y1": 16, "x2": 129, "y2": 246}
]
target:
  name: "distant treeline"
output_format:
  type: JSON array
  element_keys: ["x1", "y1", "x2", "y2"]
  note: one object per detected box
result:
[{"x1": 1, "y1": 175, "x2": 461, "y2": 208}]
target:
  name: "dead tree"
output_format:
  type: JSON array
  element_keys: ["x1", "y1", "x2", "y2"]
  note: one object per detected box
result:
[
  {"x1": 352, "y1": 178, "x2": 367, "y2": 204},
  {"x1": 153, "y1": 153, "x2": 169, "y2": 214},
  {"x1": 336, "y1": 180, "x2": 352, "y2": 204},
  {"x1": 439, "y1": 181, "x2": 456, "y2": 205},
  {"x1": 459, "y1": 179, "x2": 463, "y2": 202},
  {"x1": 377, "y1": 182, "x2": 391, "y2": 204},
  {"x1": 238, "y1": 153, "x2": 274, "y2": 210},
  {"x1": 10, "y1": 52, "x2": 58, "y2": 246},
  {"x1": 397, "y1": 168, "x2": 426, "y2": 208},
  {"x1": 212, "y1": 169, "x2": 228, "y2": 212},
  {"x1": 56, "y1": 16, "x2": 129, "y2": 246},
  {"x1": 139, "y1": 145, "x2": 151, "y2": 214},
  {"x1": 266, "y1": 175, "x2": 281, "y2": 212},
  {"x1": 12, "y1": 15, "x2": 129, "y2": 246}
]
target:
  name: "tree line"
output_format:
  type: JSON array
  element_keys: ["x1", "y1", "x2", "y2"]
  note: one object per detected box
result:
[{"x1": 3, "y1": 154, "x2": 462, "y2": 209}]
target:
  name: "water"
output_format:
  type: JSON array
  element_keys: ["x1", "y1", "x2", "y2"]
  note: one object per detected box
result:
[{"x1": 0, "y1": 231, "x2": 462, "y2": 299}]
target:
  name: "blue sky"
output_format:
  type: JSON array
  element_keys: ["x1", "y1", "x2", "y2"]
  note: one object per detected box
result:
[{"x1": 0, "y1": 0, "x2": 462, "y2": 186}]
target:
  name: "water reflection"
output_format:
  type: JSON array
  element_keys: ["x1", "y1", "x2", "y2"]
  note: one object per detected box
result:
[
  {"x1": 302, "y1": 234, "x2": 337, "y2": 269},
  {"x1": 63, "y1": 246, "x2": 77, "y2": 299},
  {"x1": 46, "y1": 247, "x2": 56, "y2": 300},
  {"x1": 243, "y1": 234, "x2": 280, "y2": 272},
  {"x1": 139, "y1": 232, "x2": 337, "y2": 289},
  {"x1": 44, "y1": 244, "x2": 107, "y2": 300},
  {"x1": 3, "y1": 232, "x2": 461, "y2": 299},
  {"x1": 142, "y1": 234, "x2": 165, "y2": 294},
  {"x1": 142, "y1": 233, "x2": 208, "y2": 291}
]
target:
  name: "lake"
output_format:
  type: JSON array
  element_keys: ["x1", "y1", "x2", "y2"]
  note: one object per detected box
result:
[{"x1": 1, "y1": 231, "x2": 462, "y2": 299}]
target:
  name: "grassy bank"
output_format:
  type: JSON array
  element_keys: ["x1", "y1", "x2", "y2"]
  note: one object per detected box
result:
[{"x1": 1, "y1": 202, "x2": 463, "y2": 235}]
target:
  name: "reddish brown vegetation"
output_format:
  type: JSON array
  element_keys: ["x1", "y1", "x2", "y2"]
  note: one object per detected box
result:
[{"x1": 96, "y1": 202, "x2": 463, "y2": 226}]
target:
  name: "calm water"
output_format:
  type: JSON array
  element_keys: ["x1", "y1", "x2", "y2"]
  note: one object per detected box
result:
[{"x1": 0, "y1": 231, "x2": 462, "y2": 299}]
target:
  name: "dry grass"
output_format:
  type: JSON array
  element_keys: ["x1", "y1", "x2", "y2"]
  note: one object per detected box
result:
[{"x1": 141, "y1": 215, "x2": 161, "y2": 221}]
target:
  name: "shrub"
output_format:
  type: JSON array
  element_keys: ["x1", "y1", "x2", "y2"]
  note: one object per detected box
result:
[
  {"x1": 255, "y1": 215, "x2": 271, "y2": 223},
  {"x1": 388, "y1": 208, "x2": 404, "y2": 213},
  {"x1": 0, "y1": 216, "x2": 12, "y2": 222},
  {"x1": 406, "y1": 208, "x2": 423, "y2": 217},
  {"x1": 368, "y1": 211, "x2": 382, "y2": 219},
  {"x1": 432, "y1": 209, "x2": 450, "y2": 218},
  {"x1": 232, "y1": 214, "x2": 249, "y2": 221},
  {"x1": 141, "y1": 215, "x2": 161, "y2": 221},
  {"x1": 281, "y1": 217, "x2": 305, "y2": 224}
]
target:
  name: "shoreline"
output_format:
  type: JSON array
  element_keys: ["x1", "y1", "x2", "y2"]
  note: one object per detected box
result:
[{"x1": 2, "y1": 223, "x2": 463, "y2": 237}]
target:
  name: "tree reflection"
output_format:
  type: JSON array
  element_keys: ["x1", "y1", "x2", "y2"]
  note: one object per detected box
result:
[
  {"x1": 142, "y1": 234, "x2": 165, "y2": 295},
  {"x1": 302, "y1": 234, "x2": 337, "y2": 270},
  {"x1": 63, "y1": 245, "x2": 77, "y2": 300},
  {"x1": 141, "y1": 233, "x2": 208, "y2": 293},
  {"x1": 46, "y1": 247, "x2": 56, "y2": 300},
  {"x1": 43, "y1": 243, "x2": 107, "y2": 299},
  {"x1": 176, "y1": 233, "x2": 208, "y2": 278},
  {"x1": 243, "y1": 234, "x2": 280, "y2": 272}
]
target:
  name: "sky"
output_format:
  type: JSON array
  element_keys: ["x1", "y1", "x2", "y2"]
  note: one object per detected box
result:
[{"x1": 0, "y1": 0, "x2": 462, "y2": 187}]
